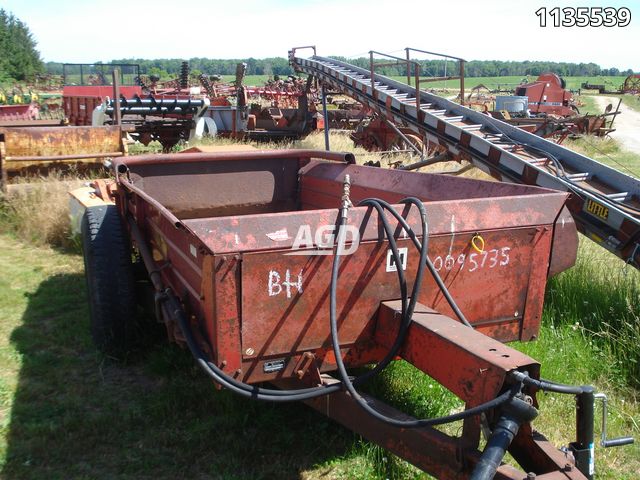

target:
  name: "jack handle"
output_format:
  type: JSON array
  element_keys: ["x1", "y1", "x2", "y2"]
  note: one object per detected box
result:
[
  {"x1": 594, "y1": 393, "x2": 634, "y2": 448},
  {"x1": 570, "y1": 387, "x2": 634, "y2": 479}
]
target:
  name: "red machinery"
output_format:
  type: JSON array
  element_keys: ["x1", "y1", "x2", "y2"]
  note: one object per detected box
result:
[
  {"x1": 62, "y1": 63, "x2": 212, "y2": 150},
  {"x1": 73, "y1": 149, "x2": 633, "y2": 479},
  {"x1": 62, "y1": 63, "x2": 142, "y2": 126},
  {"x1": 515, "y1": 73, "x2": 575, "y2": 117},
  {"x1": 0, "y1": 104, "x2": 40, "y2": 123},
  {"x1": 621, "y1": 74, "x2": 640, "y2": 94}
]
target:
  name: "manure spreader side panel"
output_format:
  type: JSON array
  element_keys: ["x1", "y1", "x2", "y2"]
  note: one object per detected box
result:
[{"x1": 109, "y1": 151, "x2": 577, "y2": 385}]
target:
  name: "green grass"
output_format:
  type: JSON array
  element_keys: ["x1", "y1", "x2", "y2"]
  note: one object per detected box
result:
[
  {"x1": 0, "y1": 236, "x2": 360, "y2": 479},
  {"x1": 574, "y1": 93, "x2": 640, "y2": 116},
  {"x1": 216, "y1": 75, "x2": 629, "y2": 92},
  {"x1": 564, "y1": 136, "x2": 640, "y2": 178},
  {"x1": 576, "y1": 94, "x2": 601, "y2": 115},
  {"x1": 514, "y1": 239, "x2": 640, "y2": 478},
  {"x1": 535, "y1": 240, "x2": 640, "y2": 387},
  {"x1": 620, "y1": 94, "x2": 640, "y2": 113}
]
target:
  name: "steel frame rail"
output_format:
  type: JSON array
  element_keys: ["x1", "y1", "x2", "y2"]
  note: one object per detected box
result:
[
  {"x1": 275, "y1": 301, "x2": 588, "y2": 479},
  {"x1": 289, "y1": 48, "x2": 640, "y2": 269}
]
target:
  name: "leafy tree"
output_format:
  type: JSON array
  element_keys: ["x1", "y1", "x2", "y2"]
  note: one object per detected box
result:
[{"x1": 0, "y1": 9, "x2": 44, "y2": 81}]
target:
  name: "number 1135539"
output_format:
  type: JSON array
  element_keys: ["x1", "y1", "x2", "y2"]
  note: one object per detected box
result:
[{"x1": 535, "y1": 7, "x2": 631, "y2": 27}]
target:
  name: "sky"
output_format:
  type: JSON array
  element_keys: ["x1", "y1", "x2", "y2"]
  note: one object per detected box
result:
[{"x1": 2, "y1": 0, "x2": 640, "y2": 70}]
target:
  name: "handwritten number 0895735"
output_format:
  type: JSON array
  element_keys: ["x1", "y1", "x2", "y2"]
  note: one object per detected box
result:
[{"x1": 431, "y1": 247, "x2": 511, "y2": 274}]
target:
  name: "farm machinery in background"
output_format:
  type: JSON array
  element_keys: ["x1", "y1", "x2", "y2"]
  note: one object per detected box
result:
[
  {"x1": 290, "y1": 46, "x2": 640, "y2": 271},
  {"x1": 349, "y1": 69, "x2": 620, "y2": 155},
  {"x1": 0, "y1": 63, "x2": 194, "y2": 188},
  {"x1": 0, "y1": 86, "x2": 64, "y2": 127},
  {"x1": 513, "y1": 72, "x2": 576, "y2": 117},
  {"x1": 621, "y1": 74, "x2": 640, "y2": 94},
  {"x1": 63, "y1": 62, "x2": 211, "y2": 150},
  {"x1": 200, "y1": 63, "x2": 324, "y2": 142},
  {"x1": 469, "y1": 73, "x2": 620, "y2": 142},
  {"x1": 581, "y1": 73, "x2": 640, "y2": 95},
  {"x1": 0, "y1": 60, "x2": 326, "y2": 186},
  {"x1": 84, "y1": 61, "x2": 323, "y2": 146}
]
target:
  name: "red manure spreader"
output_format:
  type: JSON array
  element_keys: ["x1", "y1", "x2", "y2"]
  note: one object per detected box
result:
[{"x1": 71, "y1": 149, "x2": 633, "y2": 479}]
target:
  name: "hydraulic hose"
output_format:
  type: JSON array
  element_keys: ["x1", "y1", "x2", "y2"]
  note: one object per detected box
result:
[
  {"x1": 353, "y1": 197, "x2": 427, "y2": 382},
  {"x1": 361, "y1": 197, "x2": 473, "y2": 328},
  {"x1": 329, "y1": 200, "x2": 521, "y2": 427},
  {"x1": 165, "y1": 289, "x2": 343, "y2": 401},
  {"x1": 510, "y1": 370, "x2": 585, "y2": 395},
  {"x1": 470, "y1": 395, "x2": 539, "y2": 480}
]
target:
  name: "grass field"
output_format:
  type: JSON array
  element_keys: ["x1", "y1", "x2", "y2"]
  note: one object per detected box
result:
[
  {"x1": 1, "y1": 133, "x2": 639, "y2": 479},
  {"x1": 218, "y1": 74, "x2": 630, "y2": 92},
  {"x1": 621, "y1": 94, "x2": 640, "y2": 112},
  {"x1": 574, "y1": 93, "x2": 640, "y2": 116},
  {"x1": 575, "y1": 94, "x2": 601, "y2": 115},
  {"x1": 564, "y1": 135, "x2": 640, "y2": 178}
]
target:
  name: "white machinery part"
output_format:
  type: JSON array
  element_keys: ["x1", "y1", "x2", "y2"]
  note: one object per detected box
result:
[
  {"x1": 191, "y1": 116, "x2": 218, "y2": 141},
  {"x1": 91, "y1": 97, "x2": 110, "y2": 126}
]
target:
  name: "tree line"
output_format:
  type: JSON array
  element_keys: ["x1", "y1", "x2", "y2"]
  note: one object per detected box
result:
[
  {"x1": 43, "y1": 57, "x2": 635, "y2": 81},
  {"x1": 45, "y1": 57, "x2": 296, "y2": 80},
  {"x1": 0, "y1": 9, "x2": 44, "y2": 82},
  {"x1": 331, "y1": 57, "x2": 634, "y2": 78}
]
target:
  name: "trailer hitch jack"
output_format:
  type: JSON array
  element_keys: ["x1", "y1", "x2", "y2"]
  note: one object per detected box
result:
[{"x1": 570, "y1": 387, "x2": 634, "y2": 480}]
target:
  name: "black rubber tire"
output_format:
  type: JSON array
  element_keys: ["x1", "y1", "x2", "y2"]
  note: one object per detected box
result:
[{"x1": 81, "y1": 205, "x2": 136, "y2": 355}]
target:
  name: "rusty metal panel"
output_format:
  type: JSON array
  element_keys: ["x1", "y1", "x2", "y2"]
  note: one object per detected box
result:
[
  {"x1": 240, "y1": 243, "x2": 385, "y2": 359},
  {"x1": 376, "y1": 301, "x2": 539, "y2": 402},
  {"x1": 128, "y1": 157, "x2": 301, "y2": 220},
  {"x1": 185, "y1": 195, "x2": 569, "y2": 256},
  {"x1": 548, "y1": 206, "x2": 578, "y2": 278},
  {"x1": 239, "y1": 224, "x2": 553, "y2": 364},
  {"x1": 0, "y1": 125, "x2": 123, "y2": 172},
  {"x1": 62, "y1": 86, "x2": 141, "y2": 125},
  {"x1": 519, "y1": 227, "x2": 553, "y2": 340},
  {"x1": 213, "y1": 254, "x2": 243, "y2": 374}
]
